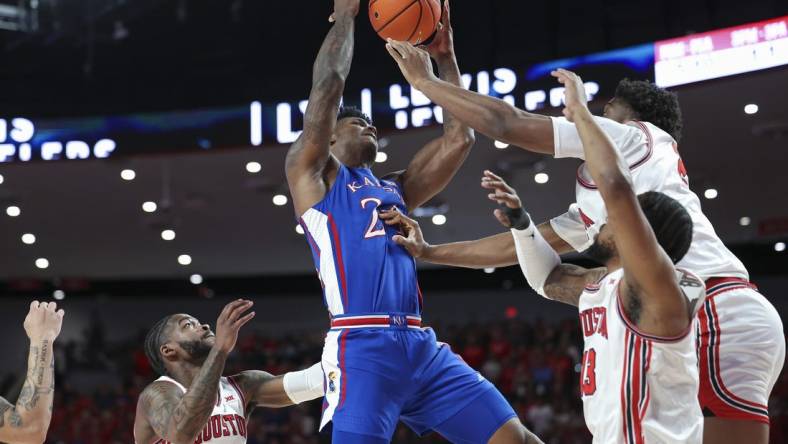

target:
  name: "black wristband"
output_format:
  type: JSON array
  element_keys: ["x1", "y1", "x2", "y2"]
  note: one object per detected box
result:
[{"x1": 502, "y1": 206, "x2": 532, "y2": 231}]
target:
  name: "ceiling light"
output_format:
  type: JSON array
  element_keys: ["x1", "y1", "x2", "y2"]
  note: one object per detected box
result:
[
  {"x1": 432, "y1": 214, "x2": 447, "y2": 226},
  {"x1": 6, "y1": 205, "x2": 21, "y2": 217},
  {"x1": 161, "y1": 229, "x2": 176, "y2": 241},
  {"x1": 494, "y1": 141, "x2": 509, "y2": 149},
  {"x1": 375, "y1": 152, "x2": 388, "y2": 163},
  {"x1": 739, "y1": 217, "x2": 751, "y2": 226},
  {"x1": 776, "y1": 242, "x2": 786, "y2": 252},
  {"x1": 484, "y1": 268, "x2": 496, "y2": 274},
  {"x1": 35, "y1": 258, "x2": 49, "y2": 269},
  {"x1": 190, "y1": 274, "x2": 203, "y2": 285},
  {"x1": 295, "y1": 225, "x2": 305, "y2": 235},
  {"x1": 120, "y1": 169, "x2": 136, "y2": 181},
  {"x1": 272, "y1": 194, "x2": 288, "y2": 206},
  {"x1": 534, "y1": 173, "x2": 549, "y2": 184},
  {"x1": 744, "y1": 104, "x2": 759, "y2": 115},
  {"x1": 246, "y1": 161, "x2": 262, "y2": 174},
  {"x1": 178, "y1": 254, "x2": 192, "y2": 266},
  {"x1": 53, "y1": 290, "x2": 65, "y2": 300},
  {"x1": 21, "y1": 233, "x2": 36, "y2": 245},
  {"x1": 704, "y1": 189, "x2": 718, "y2": 200},
  {"x1": 142, "y1": 201, "x2": 157, "y2": 213},
  {"x1": 0, "y1": 173, "x2": 4, "y2": 184}
]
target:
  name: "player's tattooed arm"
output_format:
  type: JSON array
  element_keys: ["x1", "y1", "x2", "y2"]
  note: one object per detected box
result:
[
  {"x1": 387, "y1": 1, "x2": 475, "y2": 209},
  {"x1": 286, "y1": 0, "x2": 359, "y2": 216},
  {"x1": 230, "y1": 371, "x2": 292, "y2": 411},
  {"x1": 543, "y1": 265, "x2": 608, "y2": 307},
  {"x1": 0, "y1": 301, "x2": 63, "y2": 444},
  {"x1": 139, "y1": 350, "x2": 227, "y2": 444}
]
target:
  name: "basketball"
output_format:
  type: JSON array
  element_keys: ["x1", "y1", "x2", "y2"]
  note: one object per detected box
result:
[{"x1": 369, "y1": 0, "x2": 442, "y2": 45}]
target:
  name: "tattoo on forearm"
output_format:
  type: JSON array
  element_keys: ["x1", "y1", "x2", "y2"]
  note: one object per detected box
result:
[
  {"x1": 146, "y1": 350, "x2": 227, "y2": 440},
  {"x1": 17, "y1": 340, "x2": 54, "y2": 411},
  {"x1": 544, "y1": 265, "x2": 607, "y2": 306}
]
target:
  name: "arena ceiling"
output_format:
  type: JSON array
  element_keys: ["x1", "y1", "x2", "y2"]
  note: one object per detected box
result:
[{"x1": 0, "y1": 66, "x2": 786, "y2": 281}]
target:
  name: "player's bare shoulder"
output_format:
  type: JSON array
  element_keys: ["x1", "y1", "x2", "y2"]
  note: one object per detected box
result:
[{"x1": 134, "y1": 380, "x2": 183, "y2": 444}]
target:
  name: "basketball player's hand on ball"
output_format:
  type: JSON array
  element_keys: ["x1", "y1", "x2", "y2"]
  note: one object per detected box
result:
[
  {"x1": 422, "y1": 0, "x2": 454, "y2": 60},
  {"x1": 328, "y1": 0, "x2": 360, "y2": 22},
  {"x1": 386, "y1": 40, "x2": 437, "y2": 89},
  {"x1": 551, "y1": 68, "x2": 589, "y2": 122},
  {"x1": 380, "y1": 207, "x2": 429, "y2": 258},
  {"x1": 213, "y1": 299, "x2": 255, "y2": 354},
  {"x1": 24, "y1": 300, "x2": 65, "y2": 342},
  {"x1": 481, "y1": 171, "x2": 527, "y2": 228}
]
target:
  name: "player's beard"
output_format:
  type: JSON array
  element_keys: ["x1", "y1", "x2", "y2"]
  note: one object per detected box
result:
[
  {"x1": 179, "y1": 339, "x2": 212, "y2": 363},
  {"x1": 585, "y1": 237, "x2": 616, "y2": 265}
]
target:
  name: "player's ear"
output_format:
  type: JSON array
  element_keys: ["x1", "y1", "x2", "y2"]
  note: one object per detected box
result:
[
  {"x1": 160, "y1": 342, "x2": 177, "y2": 360},
  {"x1": 329, "y1": 133, "x2": 337, "y2": 146}
]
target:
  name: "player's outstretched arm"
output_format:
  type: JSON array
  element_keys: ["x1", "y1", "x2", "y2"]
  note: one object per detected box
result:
[
  {"x1": 286, "y1": 0, "x2": 359, "y2": 216},
  {"x1": 0, "y1": 301, "x2": 63, "y2": 444},
  {"x1": 379, "y1": 207, "x2": 572, "y2": 268},
  {"x1": 383, "y1": 1, "x2": 475, "y2": 209},
  {"x1": 554, "y1": 68, "x2": 690, "y2": 335},
  {"x1": 138, "y1": 300, "x2": 255, "y2": 444},
  {"x1": 230, "y1": 362, "x2": 324, "y2": 410},
  {"x1": 482, "y1": 171, "x2": 607, "y2": 306},
  {"x1": 387, "y1": 39, "x2": 554, "y2": 155}
]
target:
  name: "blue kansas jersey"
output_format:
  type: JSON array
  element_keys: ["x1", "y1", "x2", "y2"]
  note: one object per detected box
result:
[{"x1": 299, "y1": 164, "x2": 422, "y2": 316}]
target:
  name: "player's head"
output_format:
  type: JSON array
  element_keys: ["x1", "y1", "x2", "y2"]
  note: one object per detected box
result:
[
  {"x1": 585, "y1": 191, "x2": 693, "y2": 266},
  {"x1": 330, "y1": 106, "x2": 378, "y2": 167},
  {"x1": 144, "y1": 313, "x2": 215, "y2": 376},
  {"x1": 604, "y1": 79, "x2": 683, "y2": 142}
]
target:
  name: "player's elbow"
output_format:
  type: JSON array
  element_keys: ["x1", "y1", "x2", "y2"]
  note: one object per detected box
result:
[{"x1": 312, "y1": 71, "x2": 345, "y2": 96}]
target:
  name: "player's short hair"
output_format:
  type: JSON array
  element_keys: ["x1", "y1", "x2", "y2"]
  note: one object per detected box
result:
[
  {"x1": 637, "y1": 191, "x2": 693, "y2": 264},
  {"x1": 615, "y1": 79, "x2": 683, "y2": 142},
  {"x1": 144, "y1": 315, "x2": 176, "y2": 376},
  {"x1": 337, "y1": 105, "x2": 373, "y2": 125}
]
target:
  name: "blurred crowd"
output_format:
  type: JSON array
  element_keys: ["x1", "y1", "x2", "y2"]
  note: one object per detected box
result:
[{"x1": 2, "y1": 314, "x2": 786, "y2": 444}]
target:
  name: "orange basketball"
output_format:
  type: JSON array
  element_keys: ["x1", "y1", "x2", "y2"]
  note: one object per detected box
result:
[{"x1": 369, "y1": 0, "x2": 442, "y2": 45}]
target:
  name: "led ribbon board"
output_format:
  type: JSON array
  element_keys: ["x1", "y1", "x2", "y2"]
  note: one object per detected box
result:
[{"x1": 654, "y1": 15, "x2": 788, "y2": 87}]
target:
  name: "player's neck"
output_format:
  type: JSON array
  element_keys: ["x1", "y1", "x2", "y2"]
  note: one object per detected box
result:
[{"x1": 168, "y1": 361, "x2": 204, "y2": 388}]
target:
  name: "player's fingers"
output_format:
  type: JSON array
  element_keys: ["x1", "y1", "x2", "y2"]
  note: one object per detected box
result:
[
  {"x1": 221, "y1": 299, "x2": 246, "y2": 321},
  {"x1": 228, "y1": 300, "x2": 254, "y2": 322},
  {"x1": 328, "y1": 13, "x2": 335, "y2": 23},
  {"x1": 483, "y1": 170, "x2": 504, "y2": 181},
  {"x1": 443, "y1": 0, "x2": 450, "y2": 22},
  {"x1": 233, "y1": 311, "x2": 256, "y2": 329},
  {"x1": 30, "y1": 300, "x2": 40, "y2": 310},
  {"x1": 47, "y1": 302, "x2": 57, "y2": 312},
  {"x1": 387, "y1": 39, "x2": 408, "y2": 58},
  {"x1": 385, "y1": 43, "x2": 404, "y2": 61},
  {"x1": 57, "y1": 309, "x2": 65, "y2": 318}
]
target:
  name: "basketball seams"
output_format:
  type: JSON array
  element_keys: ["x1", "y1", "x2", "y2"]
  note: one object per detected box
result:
[
  {"x1": 373, "y1": 0, "x2": 420, "y2": 33},
  {"x1": 405, "y1": 0, "x2": 424, "y2": 43}
]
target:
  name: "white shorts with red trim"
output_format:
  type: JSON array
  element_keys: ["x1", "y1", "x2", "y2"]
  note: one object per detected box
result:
[{"x1": 696, "y1": 278, "x2": 785, "y2": 424}]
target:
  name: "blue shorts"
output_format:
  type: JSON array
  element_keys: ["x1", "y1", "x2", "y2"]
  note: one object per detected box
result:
[{"x1": 319, "y1": 318, "x2": 517, "y2": 442}]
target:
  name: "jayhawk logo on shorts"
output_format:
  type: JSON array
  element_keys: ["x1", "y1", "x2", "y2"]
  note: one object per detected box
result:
[{"x1": 328, "y1": 371, "x2": 337, "y2": 393}]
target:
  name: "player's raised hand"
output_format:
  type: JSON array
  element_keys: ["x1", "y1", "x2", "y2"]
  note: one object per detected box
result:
[
  {"x1": 24, "y1": 300, "x2": 65, "y2": 342},
  {"x1": 551, "y1": 68, "x2": 589, "y2": 122},
  {"x1": 386, "y1": 39, "x2": 437, "y2": 89},
  {"x1": 421, "y1": 0, "x2": 454, "y2": 60},
  {"x1": 213, "y1": 299, "x2": 255, "y2": 354},
  {"x1": 481, "y1": 170, "x2": 533, "y2": 229},
  {"x1": 380, "y1": 207, "x2": 429, "y2": 258},
  {"x1": 329, "y1": 0, "x2": 360, "y2": 22}
]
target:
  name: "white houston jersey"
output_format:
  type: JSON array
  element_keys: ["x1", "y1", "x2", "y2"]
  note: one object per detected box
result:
[
  {"x1": 549, "y1": 116, "x2": 748, "y2": 281},
  {"x1": 151, "y1": 376, "x2": 248, "y2": 444},
  {"x1": 578, "y1": 268, "x2": 705, "y2": 444}
]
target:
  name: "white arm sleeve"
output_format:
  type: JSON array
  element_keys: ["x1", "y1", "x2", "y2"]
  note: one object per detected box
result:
[
  {"x1": 550, "y1": 116, "x2": 647, "y2": 161},
  {"x1": 511, "y1": 224, "x2": 562, "y2": 299},
  {"x1": 283, "y1": 362, "x2": 324, "y2": 404}
]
